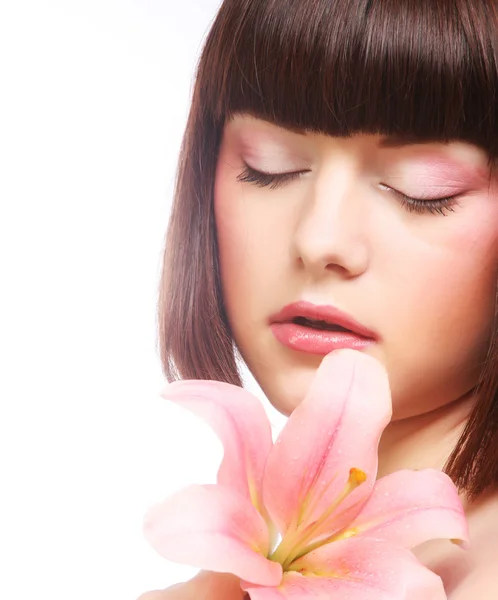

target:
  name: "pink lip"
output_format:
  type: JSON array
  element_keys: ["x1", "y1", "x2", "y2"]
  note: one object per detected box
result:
[
  {"x1": 269, "y1": 301, "x2": 378, "y2": 338},
  {"x1": 269, "y1": 301, "x2": 378, "y2": 356}
]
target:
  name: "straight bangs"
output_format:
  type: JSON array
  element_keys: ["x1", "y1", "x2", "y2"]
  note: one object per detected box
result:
[{"x1": 202, "y1": 0, "x2": 498, "y2": 164}]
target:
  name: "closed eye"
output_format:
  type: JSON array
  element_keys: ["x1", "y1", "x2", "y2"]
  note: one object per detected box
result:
[
  {"x1": 236, "y1": 163, "x2": 309, "y2": 190},
  {"x1": 379, "y1": 184, "x2": 461, "y2": 216},
  {"x1": 236, "y1": 164, "x2": 461, "y2": 216}
]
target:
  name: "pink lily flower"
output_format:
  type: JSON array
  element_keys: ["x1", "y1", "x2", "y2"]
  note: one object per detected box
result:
[{"x1": 143, "y1": 350, "x2": 469, "y2": 599}]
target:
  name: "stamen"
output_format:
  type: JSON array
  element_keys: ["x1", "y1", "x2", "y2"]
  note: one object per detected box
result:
[
  {"x1": 300, "y1": 468, "x2": 367, "y2": 542},
  {"x1": 270, "y1": 467, "x2": 367, "y2": 569},
  {"x1": 349, "y1": 468, "x2": 367, "y2": 486}
]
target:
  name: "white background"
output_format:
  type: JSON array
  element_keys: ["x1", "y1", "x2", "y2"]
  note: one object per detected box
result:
[{"x1": 0, "y1": 2, "x2": 286, "y2": 599}]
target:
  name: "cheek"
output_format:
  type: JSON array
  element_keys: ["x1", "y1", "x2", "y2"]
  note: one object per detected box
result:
[
  {"x1": 214, "y1": 167, "x2": 293, "y2": 323},
  {"x1": 379, "y1": 207, "x2": 498, "y2": 416},
  {"x1": 400, "y1": 217, "x2": 497, "y2": 328},
  {"x1": 214, "y1": 186, "x2": 264, "y2": 306},
  {"x1": 214, "y1": 164, "x2": 268, "y2": 330},
  {"x1": 377, "y1": 194, "x2": 497, "y2": 325}
]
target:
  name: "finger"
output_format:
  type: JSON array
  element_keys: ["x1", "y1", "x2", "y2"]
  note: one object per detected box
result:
[{"x1": 137, "y1": 571, "x2": 246, "y2": 600}]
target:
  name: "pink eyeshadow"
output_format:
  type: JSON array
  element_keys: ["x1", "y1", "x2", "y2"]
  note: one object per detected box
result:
[{"x1": 411, "y1": 157, "x2": 490, "y2": 188}]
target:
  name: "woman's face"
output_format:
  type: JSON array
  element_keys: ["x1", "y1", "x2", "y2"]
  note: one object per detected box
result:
[{"x1": 214, "y1": 113, "x2": 498, "y2": 419}]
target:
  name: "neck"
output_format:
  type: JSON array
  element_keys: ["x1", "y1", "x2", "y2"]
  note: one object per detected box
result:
[{"x1": 377, "y1": 390, "x2": 477, "y2": 480}]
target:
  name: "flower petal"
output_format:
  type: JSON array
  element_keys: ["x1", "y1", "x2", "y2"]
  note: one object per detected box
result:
[
  {"x1": 263, "y1": 350, "x2": 392, "y2": 543},
  {"x1": 160, "y1": 380, "x2": 273, "y2": 514},
  {"x1": 143, "y1": 484, "x2": 282, "y2": 586},
  {"x1": 346, "y1": 469, "x2": 469, "y2": 549},
  {"x1": 242, "y1": 538, "x2": 444, "y2": 600}
]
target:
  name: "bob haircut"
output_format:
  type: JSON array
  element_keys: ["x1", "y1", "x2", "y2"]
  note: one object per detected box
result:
[{"x1": 158, "y1": 0, "x2": 498, "y2": 500}]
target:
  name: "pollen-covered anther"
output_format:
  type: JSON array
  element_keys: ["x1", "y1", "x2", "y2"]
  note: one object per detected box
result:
[{"x1": 348, "y1": 467, "x2": 367, "y2": 487}]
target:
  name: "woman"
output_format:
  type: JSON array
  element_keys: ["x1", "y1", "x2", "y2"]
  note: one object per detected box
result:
[{"x1": 140, "y1": 0, "x2": 498, "y2": 597}]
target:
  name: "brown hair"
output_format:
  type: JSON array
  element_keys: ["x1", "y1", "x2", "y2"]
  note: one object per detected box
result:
[{"x1": 158, "y1": 0, "x2": 498, "y2": 499}]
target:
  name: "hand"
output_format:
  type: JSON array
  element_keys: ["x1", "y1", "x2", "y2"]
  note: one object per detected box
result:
[{"x1": 137, "y1": 571, "x2": 246, "y2": 600}]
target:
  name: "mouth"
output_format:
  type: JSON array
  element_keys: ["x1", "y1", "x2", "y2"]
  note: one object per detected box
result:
[
  {"x1": 290, "y1": 316, "x2": 354, "y2": 332},
  {"x1": 269, "y1": 301, "x2": 378, "y2": 340},
  {"x1": 268, "y1": 301, "x2": 378, "y2": 355}
]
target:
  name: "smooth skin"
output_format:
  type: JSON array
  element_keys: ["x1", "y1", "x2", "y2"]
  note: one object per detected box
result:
[{"x1": 140, "y1": 115, "x2": 498, "y2": 598}]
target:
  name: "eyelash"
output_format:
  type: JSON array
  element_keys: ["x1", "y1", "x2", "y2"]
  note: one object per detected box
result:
[{"x1": 236, "y1": 165, "x2": 460, "y2": 216}]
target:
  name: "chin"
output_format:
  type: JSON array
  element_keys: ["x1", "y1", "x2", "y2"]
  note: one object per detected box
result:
[{"x1": 256, "y1": 362, "x2": 321, "y2": 416}]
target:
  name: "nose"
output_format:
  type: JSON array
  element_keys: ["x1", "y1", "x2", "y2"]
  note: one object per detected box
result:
[{"x1": 292, "y1": 173, "x2": 370, "y2": 279}]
